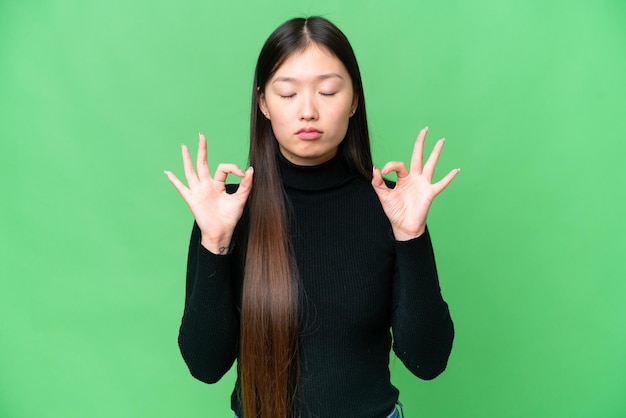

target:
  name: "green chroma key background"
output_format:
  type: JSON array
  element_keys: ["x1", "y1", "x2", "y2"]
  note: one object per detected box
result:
[{"x1": 1, "y1": 1, "x2": 624, "y2": 417}]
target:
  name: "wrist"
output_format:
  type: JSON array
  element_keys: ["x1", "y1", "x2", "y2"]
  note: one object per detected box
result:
[
  {"x1": 200, "y1": 233, "x2": 234, "y2": 255},
  {"x1": 392, "y1": 225, "x2": 425, "y2": 241}
]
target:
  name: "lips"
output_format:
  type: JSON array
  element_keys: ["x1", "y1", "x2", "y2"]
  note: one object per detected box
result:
[{"x1": 296, "y1": 127, "x2": 322, "y2": 140}]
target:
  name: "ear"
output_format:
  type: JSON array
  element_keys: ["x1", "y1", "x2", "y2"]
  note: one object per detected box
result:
[
  {"x1": 349, "y1": 93, "x2": 359, "y2": 117},
  {"x1": 258, "y1": 88, "x2": 270, "y2": 119}
]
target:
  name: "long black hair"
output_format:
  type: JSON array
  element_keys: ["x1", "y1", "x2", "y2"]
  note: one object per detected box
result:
[{"x1": 240, "y1": 16, "x2": 373, "y2": 418}]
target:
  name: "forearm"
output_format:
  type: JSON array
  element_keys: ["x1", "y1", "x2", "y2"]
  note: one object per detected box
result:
[
  {"x1": 390, "y1": 228, "x2": 454, "y2": 379},
  {"x1": 179, "y1": 224, "x2": 240, "y2": 383}
]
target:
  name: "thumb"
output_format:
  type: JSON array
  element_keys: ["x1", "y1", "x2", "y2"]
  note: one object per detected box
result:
[
  {"x1": 236, "y1": 166, "x2": 254, "y2": 196},
  {"x1": 371, "y1": 166, "x2": 389, "y2": 196}
]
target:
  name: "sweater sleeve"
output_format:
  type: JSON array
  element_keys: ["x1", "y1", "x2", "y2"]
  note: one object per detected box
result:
[
  {"x1": 177, "y1": 221, "x2": 240, "y2": 384},
  {"x1": 390, "y1": 227, "x2": 454, "y2": 380}
]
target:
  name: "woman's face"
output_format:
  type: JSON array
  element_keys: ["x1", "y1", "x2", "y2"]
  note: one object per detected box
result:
[{"x1": 259, "y1": 44, "x2": 357, "y2": 166}]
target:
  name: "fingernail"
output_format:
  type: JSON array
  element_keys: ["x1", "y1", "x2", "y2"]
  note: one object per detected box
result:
[{"x1": 425, "y1": 126, "x2": 429, "y2": 132}]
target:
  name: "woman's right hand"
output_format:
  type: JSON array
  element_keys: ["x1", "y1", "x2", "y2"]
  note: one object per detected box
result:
[{"x1": 164, "y1": 132, "x2": 253, "y2": 254}]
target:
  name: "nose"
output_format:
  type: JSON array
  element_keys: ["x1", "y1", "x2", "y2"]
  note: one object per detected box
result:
[{"x1": 299, "y1": 93, "x2": 318, "y2": 121}]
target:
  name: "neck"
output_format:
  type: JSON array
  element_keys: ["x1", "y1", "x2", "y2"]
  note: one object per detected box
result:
[{"x1": 277, "y1": 152, "x2": 352, "y2": 191}]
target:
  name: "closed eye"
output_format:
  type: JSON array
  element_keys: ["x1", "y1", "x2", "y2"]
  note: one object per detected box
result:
[{"x1": 320, "y1": 92, "x2": 336, "y2": 97}]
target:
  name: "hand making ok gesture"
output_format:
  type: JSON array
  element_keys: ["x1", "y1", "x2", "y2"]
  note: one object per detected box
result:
[
  {"x1": 372, "y1": 126, "x2": 459, "y2": 241},
  {"x1": 164, "y1": 133, "x2": 254, "y2": 254}
]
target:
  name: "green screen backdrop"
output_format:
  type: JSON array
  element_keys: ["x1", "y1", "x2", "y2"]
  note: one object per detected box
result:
[{"x1": 1, "y1": 1, "x2": 624, "y2": 417}]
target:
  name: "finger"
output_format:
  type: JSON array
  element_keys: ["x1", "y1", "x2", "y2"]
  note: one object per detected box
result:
[
  {"x1": 432, "y1": 168, "x2": 460, "y2": 196},
  {"x1": 196, "y1": 132, "x2": 211, "y2": 180},
  {"x1": 409, "y1": 126, "x2": 428, "y2": 173},
  {"x1": 164, "y1": 170, "x2": 191, "y2": 199},
  {"x1": 423, "y1": 138, "x2": 446, "y2": 180},
  {"x1": 181, "y1": 144, "x2": 199, "y2": 188},
  {"x1": 213, "y1": 163, "x2": 246, "y2": 184},
  {"x1": 381, "y1": 161, "x2": 409, "y2": 179},
  {"x1": 236, "y1": 166, "x2": 255, "y2": 196},
  {"x1": 371, "y1": 166, "x2": 390, "y2": 194}
]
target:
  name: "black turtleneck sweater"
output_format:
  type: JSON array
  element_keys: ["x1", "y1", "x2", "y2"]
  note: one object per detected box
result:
[{"x1": 177, "y1": 154, "x2": 454, "y2": 418}]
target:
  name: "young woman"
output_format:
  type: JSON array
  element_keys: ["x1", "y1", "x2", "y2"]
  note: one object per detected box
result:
[{"x1": 165, "y1": 16, "x2": 459, "y2": 418}]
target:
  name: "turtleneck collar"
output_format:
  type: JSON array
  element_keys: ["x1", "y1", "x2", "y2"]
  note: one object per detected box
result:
[{"x1": 278, "y1": 152, "x2": 353, "y2": 191}]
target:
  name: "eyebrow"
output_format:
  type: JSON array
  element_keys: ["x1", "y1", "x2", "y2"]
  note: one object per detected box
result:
[{"x1": 272, "y1": 73, "x2": 345, "y2": 84}]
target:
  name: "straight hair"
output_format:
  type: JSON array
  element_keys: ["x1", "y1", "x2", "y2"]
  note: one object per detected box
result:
[{"x1": 239, "y1": 16, "x2": 373, "y2": 417}]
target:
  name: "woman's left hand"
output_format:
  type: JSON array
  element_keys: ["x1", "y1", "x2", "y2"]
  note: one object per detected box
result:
[{"x1": 372, "y1": 126, "x2": 460, "y2": 241}]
